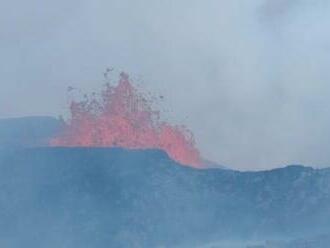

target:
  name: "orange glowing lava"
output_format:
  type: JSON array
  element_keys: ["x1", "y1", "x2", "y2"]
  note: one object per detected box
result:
[{"x1": 51, "y1": 72, "x2": 202, "y2": 167}]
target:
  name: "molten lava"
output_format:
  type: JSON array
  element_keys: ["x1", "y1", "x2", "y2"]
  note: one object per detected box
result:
[{"x1": 51, "y1": 72, "x2": 202, "y2": 167}]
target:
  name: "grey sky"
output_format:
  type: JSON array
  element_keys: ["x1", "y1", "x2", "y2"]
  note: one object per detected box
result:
[{"x1": 1, "y1": 0, "x2": 330, "y2": 170}]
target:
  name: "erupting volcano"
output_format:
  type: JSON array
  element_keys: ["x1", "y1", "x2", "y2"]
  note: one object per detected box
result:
[{"x1": 51, "y1": 72, "x2": 202, "y2": 167}]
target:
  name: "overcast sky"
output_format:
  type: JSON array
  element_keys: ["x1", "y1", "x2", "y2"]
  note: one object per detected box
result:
[{"x1": 1, "y1": 0, "x2": 330, "y2": 170}]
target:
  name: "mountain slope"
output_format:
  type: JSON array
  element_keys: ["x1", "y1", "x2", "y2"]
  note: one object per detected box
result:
[
  {"x1": 0, "y1": 116, "x2": 61, "y2": 149},
  {"x1": 0, "y1": 148, "x2": 329, "y2": 247}
]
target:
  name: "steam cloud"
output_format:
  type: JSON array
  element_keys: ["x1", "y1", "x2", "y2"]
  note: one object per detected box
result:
[{"x1": 1, "y1": 0, "x2": 330, "y2": 169}]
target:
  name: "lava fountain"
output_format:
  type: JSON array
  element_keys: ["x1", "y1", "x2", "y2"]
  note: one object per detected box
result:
[{"x1": 51, "y1": 72, "x2": 203, "y2": 167}]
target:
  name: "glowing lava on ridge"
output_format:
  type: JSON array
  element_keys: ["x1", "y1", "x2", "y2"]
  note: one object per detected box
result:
[{"x1": 51, "y1": 72, "x2": 203, "y2": 167}]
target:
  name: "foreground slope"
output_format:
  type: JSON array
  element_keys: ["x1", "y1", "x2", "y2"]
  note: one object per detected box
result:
[{"x1": 0, "y1": 148, "x2": 329, "y2": 247}]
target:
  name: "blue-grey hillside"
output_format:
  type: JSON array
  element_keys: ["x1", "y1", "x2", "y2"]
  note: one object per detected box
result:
[
  {"x1": 0, "y1": 147, "x2": 329, "y2": 247},
  {"x1": 0, "y1": 116, "x2": 61, "y2": 149}
]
